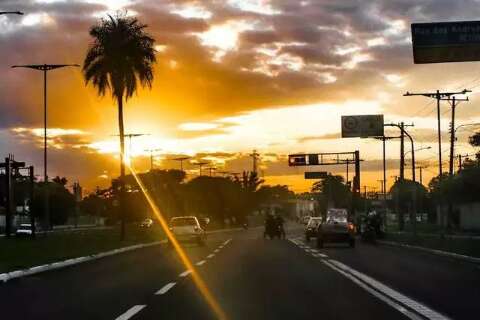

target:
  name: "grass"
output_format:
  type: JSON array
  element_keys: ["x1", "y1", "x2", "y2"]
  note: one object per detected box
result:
[
  {"x1": 0, "y1": 225, "x2": 165, "y2": 274},
  {"x1": 385, "y1": 232, "x2": 480, "y2": 258}
]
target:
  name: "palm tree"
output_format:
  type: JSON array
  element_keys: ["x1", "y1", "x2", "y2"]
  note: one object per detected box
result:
[{"x1": 83, "y1": 13, "x2": 156, "y2": 240}]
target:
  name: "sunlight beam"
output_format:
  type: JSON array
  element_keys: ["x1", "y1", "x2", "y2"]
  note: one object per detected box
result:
[{"x1": 126, "y1": 164, "x2": 228, "y2": 320}]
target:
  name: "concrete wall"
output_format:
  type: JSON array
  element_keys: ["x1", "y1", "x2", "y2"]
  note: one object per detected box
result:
[
  {"x1": 437, "y1": 202, "x2": 480, "y2": 231},
  {"x1": 459, "y1": 202, "x2": 480, "y2": 231}
]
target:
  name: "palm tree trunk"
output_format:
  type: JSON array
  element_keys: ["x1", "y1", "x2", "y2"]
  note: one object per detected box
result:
[{"x1": 118, "y1": 95, "x2": 126, "y2": 241}]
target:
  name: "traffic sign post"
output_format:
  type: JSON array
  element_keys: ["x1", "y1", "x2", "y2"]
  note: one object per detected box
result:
[
  {"x1": 341, "y1": 115, "x2": 384, "y2": 138},
  {"x1": 304, "y1": 172, "x2": 328, "y2": 179},
  {"x1": 412, "y1": 21, "x2": 480, "y2": 63}
]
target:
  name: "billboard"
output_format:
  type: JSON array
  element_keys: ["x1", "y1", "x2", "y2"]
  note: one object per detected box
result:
[
  {"x1": 412, "y1": 21, "x2": 480, "y2": 63},
  {"x1": 341, "y1": 115, "x2": 384, "y2": 138}
]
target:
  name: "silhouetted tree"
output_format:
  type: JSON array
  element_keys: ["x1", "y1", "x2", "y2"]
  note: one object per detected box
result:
[{"x1": 83, "y1": 13, "x2": 156, "y2": 240}]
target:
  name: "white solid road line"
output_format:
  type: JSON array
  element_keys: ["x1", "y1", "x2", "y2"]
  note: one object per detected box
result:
[
  {"x1": 179, "y1": 270, "x2": 192, "y2": 277},
  {"x1": 196, "y1": 260, "x2": 206, "y2": 266},
  {"x1": 155, "y1": 282, "x2": 176, "y2": 295},
  {"x1": 115, "y1": 305, "x2": 147, "y2": 320},
  {"x1": 322, "y1": 260, "x2": 423, "y2": 320},
  {"x1": 327, "y1": 259, "x2": 452, "y2": 320},
  {"x1": 207, "y1": 254, "x2": 215, "y2": 259}
]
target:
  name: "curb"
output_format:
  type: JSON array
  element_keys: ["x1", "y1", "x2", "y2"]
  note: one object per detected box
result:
[
  {"x1": 0, "y1": 240, "x2": 166, "y2": 283},
  {"x1": 378, "y1": 240, "x2": 480, "y2": 264}
]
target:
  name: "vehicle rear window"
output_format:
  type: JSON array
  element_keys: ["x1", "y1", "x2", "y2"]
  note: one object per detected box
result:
[{"x1": 171, "y1": 218, "x2": 197, "y2": 227}]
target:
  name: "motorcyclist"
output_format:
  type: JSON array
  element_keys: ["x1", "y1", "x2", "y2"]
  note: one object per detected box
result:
[
  {"x1": 275, "y1": 212, "x2": 286, "y2": 239},
  {"x1": 264, "y1": 213, "x2": 277, "y2": 238}
]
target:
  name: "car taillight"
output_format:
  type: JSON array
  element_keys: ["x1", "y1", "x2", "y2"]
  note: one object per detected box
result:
[{"x1": 348, "y1": 223, "x2": 354, "y2": 231}]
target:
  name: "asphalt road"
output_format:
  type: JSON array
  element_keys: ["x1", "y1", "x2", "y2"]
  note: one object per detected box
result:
[{"x1": 0, "y1": 223, "x2": 478, "y2": 319}]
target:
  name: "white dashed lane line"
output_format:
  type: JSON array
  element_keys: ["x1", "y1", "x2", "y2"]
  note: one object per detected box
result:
[
  {"x1": 115, "y1": 305, "x2": 146, "y2": 320},
  {"x1": 196, "y1": 260, "x2": 206, "y2": 266},
  {"x1": 155, "y1": 282, "x2": 176, "y2": 295},
  {"x1": 179, "y1": 270, "x2": 192, "y2": 278},
  {"x1": 207, "y1": 253, "x2": 215, "y2": 259},
  {"x1": 214, "y1": 249, "x2": 220, "y2": 253}
]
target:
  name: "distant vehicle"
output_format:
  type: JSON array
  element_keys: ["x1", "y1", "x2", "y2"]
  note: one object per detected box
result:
[
  {"x1": 140, "y1": 218, "x2": 154, "y2": 228},
  {"x1": 316, "y1": 209, "x2": 355, "y2": 248},
  {"x1": 305, "y1": 217, "x2": 322, "y2": 241},
  {"x1": 169, "y1": 216, "x2": 206, "y2": 246},
  {"x1": 15, "y1": 224, "x2": 34, "y2": 237},
  {"x1": 302, "y1": 216, "x2": 311, "y2": 225}
]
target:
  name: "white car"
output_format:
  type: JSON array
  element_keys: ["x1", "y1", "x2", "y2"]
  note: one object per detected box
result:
[
  {"x1": 16, "y1": 224, "x2": 34, "y2": 236},
  {"x1": 305, "y1": 217, "x2": 322, "y2": 241},
  {"x1": 169, "y1": 216, "x2": 206, "y2": 246}
]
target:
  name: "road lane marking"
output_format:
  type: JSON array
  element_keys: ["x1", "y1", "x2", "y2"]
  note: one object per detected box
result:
[
  {"x1": 214, "y1": 249, "x2": 220, "y2": 253},
  {"x1": 179, "y1": 270, "x2": 192, "y2": 277},
  {"x1": 223, "y1": 239, "x2": 232, "y2": 246},
  {"x1": 326, "y1": 259, "x2": 451, "y2": 320},
  {"x1": 115, "y1": 305, "x2": 146, "y2": 320},
  {"x1": 312, "y1": 253, "x2": 328, "y2": 258},
  {"x1": 321, "y1": 260, "x2": 423, "y2": 320},
  {"x1": 207, "y1": 253, "x2": 215, "y2": 259},
  {"x1": 196, "y1": 260, "x2": 206, "y2": 266},
  {"x1": 218, "y1": 245, "x2": 224, "y2": 249},
  {"x1": 155, "y1": 282, "x2": 176, "y2": 295}
]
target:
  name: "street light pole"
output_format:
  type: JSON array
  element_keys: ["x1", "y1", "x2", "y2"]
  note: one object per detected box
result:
[{"x1": 12, "y1": 64, "x2": 79, "y2": 230}]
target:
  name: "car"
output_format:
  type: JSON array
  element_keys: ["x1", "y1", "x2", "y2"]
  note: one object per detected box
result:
[
  {"x1": 302, "y1": 215, "x2": 311, "y2": 225},
  {"x1": 316, "y1": 209, "x2": 355, "y2": 248},
  {"x1": 140, "y1": 218, "x2": 154, "y2": 228},
  {"x1": 305, "y1": 217, "x2": 322, "y2": 241},
  {"x1": 15, "y1": 223, "x2": 34, "y2": 237},
  {"x1": 168, "y1": 216, "x2": 206, "y2": 246}
]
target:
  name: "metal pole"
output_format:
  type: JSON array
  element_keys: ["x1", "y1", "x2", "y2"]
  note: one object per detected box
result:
[
  {"x1": 383, "y1": 137, "x2": 387, "y2": 201},
  {"x1": 150, "y1": 151, "x2": 154, "y2": 171},
  {"x1": 29, "y1": 166, "x2": 35, "y2": 238},
  {"x1": 43, "y1": 68, "x2": 50, "y2": 231},
  {"x1": 400, "y1": 122, "x2": 405, "y2": 181},
  {"x1": 436, "y1": 91, "x2": 443, "y2": 176},
  {"x1": 449, "y1": 97, "x2": 456, "y2": 175},
  {"x1": 411, "y1": 137, "x2": 416, "y2": 182},
  {"x1": 44, "y1": 68, "x2": 47, "y2": 183},
  {"x1": 346, "y1": 161, "x2": 349, "y2": 184},
  {"x1": 419, "y1": 167, "x2": 423, "y2": 185}
]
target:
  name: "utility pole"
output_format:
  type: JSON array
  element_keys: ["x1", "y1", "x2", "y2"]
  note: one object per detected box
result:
[
  {"x1": 250, "y1": 150, "x2": 260, "y2": 174},
  {"x1": 145, "y1": 148, "x2": 161, "y2": 171},
  {"x1": 113, "y1": 133, "x2": 149, "y2": 167},
  {"x1": 440, "y1": 96, "x2": 470, "y2": 175},
  {"x1": 193, "y1": 162, "x2": 208, "y2": 176},
  {"x1": 173, "y1": 157, "x2": 190, "y2": 171},
  {"x1": 374, "y1": 135, "x2": 399, "y2": 207},
  {"x1": 404, "y1": 89, "x2": 470, "y2": 177},
  {"x1": 384, "y1": 123, "x2": 413, "y2": 181},
  {"x1": 400, "y1": 122, "x2": 405, "y2": 181},
  {"x1": 12, "y1": 63, "x2": 79, "y2": 230},
  {"x1": 206, "y1": 167, "x2": 216, "y2": 177}
]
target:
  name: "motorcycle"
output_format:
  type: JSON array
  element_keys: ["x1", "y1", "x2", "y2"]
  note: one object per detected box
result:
[{"x1": 264, "y1": 222, "x2": 281, "y2": 239}]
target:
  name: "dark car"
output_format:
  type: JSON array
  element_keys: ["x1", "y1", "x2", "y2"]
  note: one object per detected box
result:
[
  {"x1": 305, "y1": 217, "x2": 322, "y2": 241},
  {"x1": 316, "y1": 209, "x2": 355, "y2": 248}
]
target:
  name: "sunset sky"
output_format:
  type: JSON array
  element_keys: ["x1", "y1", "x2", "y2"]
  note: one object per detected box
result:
[{"x1": 1, "y1": 0, "x2": 480, "y2": 193}]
